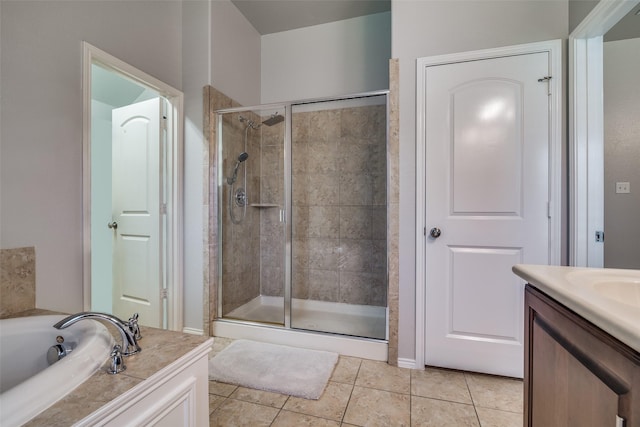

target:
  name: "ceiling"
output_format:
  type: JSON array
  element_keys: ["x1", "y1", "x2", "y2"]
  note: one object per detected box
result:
[{"x1": 230, "y1": 0, "x2": 391, "y2": 35}]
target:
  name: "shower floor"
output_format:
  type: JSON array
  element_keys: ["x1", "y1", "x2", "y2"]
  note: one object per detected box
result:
[{"x1": 225, "y1": 296, "x2": 387, "y2": 340}]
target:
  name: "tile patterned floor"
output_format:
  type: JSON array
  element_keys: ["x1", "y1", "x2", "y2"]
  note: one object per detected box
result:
[{"x1": 209, "y1": 338, "x2": 523, "y2": 427}]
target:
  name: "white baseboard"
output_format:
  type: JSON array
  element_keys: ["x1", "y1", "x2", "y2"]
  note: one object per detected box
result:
[
  {"x1": 182, "y1": 327, "x2": 204, "y2": 336},
  {"x1": 397, "y1": 358, "x2": 422, "y2": 370}
]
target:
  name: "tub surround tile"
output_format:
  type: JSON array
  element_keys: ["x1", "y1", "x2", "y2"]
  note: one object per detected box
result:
[{"x1": 0, "y1": 246, "x2": 36, "y2": 318}]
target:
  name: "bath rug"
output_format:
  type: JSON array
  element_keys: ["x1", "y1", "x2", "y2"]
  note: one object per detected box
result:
[{"x1": 208, "y1": 339, "x2": 338, "y2": 400}]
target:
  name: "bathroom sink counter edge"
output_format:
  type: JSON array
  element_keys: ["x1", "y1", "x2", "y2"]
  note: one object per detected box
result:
[{"x1": 513, "y1": 264, "x2": 640, "y2": 353}]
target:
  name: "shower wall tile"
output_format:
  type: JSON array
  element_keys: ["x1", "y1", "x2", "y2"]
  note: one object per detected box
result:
[
  {"x1": 371, "y1": 206, "x2": 387, "y2": 240},
  {"x1": 308, "y1": 140, "x2": 338, "y2": 173},
  {"x1": 0, "y1": 246, "x2": 36, "y2": 318},
  {"x1": 339, "y1": 173, "x2": 373, "y2": 206},
  {"x1": 308, "y1": 269, "x2": 339, "y2": 301},
  {"x1": 292, "y1": 267, "x2": 309, "y2": 299},
  {"x1": 339, "y1": 206, "x2": 372, "y2": 240},
  {"x1": 310, "y1": 110, "x2": 341, "y2": 141},
  {"x1": 338, "y1": 239, "x2": 372, "y2": 272},
  {"x1": 308, "y1": 206, "x2": 339, "y2": 238},
  {"x1": 308, "y1": 174, "x2": 339, "y2": 206},
  {"x1": 292, "y1": 239, "x2": 310, "y2": 270},
  {"x1": 339, "y1": 271, "x2": 386, "y2": 306},
  {"x1": 292, "y1": 140, "x2": 309, "y2": 174},
  {"x1": 290, "y1": 103, "x2": 388, "y2": 310},
  {"x1": 292, "y1": 206, "x2": 310, "y2": 237},
  {"x1": 308, "y1": 238, "x2": 340, "y2": 271}
]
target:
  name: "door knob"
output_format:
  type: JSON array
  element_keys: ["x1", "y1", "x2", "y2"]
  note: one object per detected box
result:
[
  {"x1": 108, "y1": 221, "x2": 118, "y2": 230},
  {"x1": 429, "y1": 227, "x2": 441, "y2": 238}
]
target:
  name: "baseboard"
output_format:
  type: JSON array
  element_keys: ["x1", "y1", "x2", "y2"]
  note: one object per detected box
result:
[
  {"x1": 397, "y1": 357, "x2": 422, "y2": 370},
  {"x1": 182, "y1": 327, "x2": 204, "y2": 336}
]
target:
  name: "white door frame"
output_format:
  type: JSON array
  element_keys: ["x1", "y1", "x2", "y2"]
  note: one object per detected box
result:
[
  {"x1": 82, "y1": 42, "x2": 184, "y2": 330},
  {"x1": 569, "y1": 0, "x2": 638, "y2": 267},
  {"x1": 415, "y1": 40, "x2": 563, "y2": 369}
]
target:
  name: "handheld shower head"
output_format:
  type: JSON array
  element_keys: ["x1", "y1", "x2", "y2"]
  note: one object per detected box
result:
[{"x1": 227, "y1": 152, "x2": 249, "y2": 185}]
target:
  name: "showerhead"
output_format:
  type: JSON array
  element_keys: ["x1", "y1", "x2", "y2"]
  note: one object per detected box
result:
[
  {"x1": 227, "y1": 152, "x2": 249, "y2": 185},
  {"x1": 262, "y1": 113, "x2": 284, "y2": 127}
]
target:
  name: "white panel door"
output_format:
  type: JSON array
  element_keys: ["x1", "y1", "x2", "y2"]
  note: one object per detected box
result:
[
  {"x1": 112, "y1": 98, "x2": 163, "y2": 328},
  {"x1": 424, "y1": 52, "x2": 550, "y2": 378}
]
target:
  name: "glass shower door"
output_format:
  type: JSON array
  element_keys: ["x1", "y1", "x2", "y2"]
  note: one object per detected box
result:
[
  {"x1": 217, "y1": 106, "x2": 287, "y2": 325},
  {"x1": 289, "y1": 94, "x2": 388, "y2": 339}
]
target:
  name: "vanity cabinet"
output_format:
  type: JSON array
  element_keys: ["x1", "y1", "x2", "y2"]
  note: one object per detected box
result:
[{"x1": 525, "y1": 285, "x2": 640, "y2": 427}]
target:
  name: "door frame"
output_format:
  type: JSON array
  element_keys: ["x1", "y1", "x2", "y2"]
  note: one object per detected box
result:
[
  {"x1": 82, "y1": 42, "x2": 184, "y2": 330},
  {"x1": 568, "y1": 0, "x2": 638, "y2": 267},
  {"x1": 414, "y1": 40, "x2": 563, "y2": 369}
]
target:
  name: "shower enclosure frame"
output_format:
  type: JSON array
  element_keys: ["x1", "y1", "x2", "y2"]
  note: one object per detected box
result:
[{"x1": 214, "y1": 90, "x2": 390, "y2": 360}]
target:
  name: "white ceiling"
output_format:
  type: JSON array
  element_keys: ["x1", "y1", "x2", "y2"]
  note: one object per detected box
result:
[{"x1": 230, "y1": 0, "x2": 391, "y2": 35}]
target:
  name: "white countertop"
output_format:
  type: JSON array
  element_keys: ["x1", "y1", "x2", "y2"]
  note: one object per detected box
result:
[{"x1": 513, "y1": 264, "x2": 640, "y2": 353}]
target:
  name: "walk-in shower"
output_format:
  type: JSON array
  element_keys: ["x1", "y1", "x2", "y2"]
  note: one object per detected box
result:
[{"x1": 214, "y1": 91, "x2": 389, "y2": 358}]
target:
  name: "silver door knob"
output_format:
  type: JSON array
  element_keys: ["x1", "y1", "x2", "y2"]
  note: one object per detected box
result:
[
  {"x1": 108, "y1": 221, "x2": 118, "y2": 230},
  {"x1": 429, "y1": 227, "x2": 441, "y2": 238}
]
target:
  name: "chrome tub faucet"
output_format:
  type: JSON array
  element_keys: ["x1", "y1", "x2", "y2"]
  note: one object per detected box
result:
[{"x1": 54, "y1": 312, "x2": 142, "y2": 357}]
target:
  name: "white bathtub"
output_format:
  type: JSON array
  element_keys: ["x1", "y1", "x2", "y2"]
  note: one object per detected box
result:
[{"x1": 0, "y1": 315, "x2": 113, "y2": 427}]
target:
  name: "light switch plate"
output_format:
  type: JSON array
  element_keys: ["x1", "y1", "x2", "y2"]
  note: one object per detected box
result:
[{"x1": 616, "y1": 182, "x2": 630, "y2": 194}]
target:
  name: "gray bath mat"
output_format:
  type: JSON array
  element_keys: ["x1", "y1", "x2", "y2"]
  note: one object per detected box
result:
[{"x1": 208, "y1": 339, "x2": 338, "y2": 400}]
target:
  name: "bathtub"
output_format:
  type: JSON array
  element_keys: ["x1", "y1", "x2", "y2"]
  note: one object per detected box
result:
[{"x1": 0, "y1": 315, "x2": 113, "y2": 427}]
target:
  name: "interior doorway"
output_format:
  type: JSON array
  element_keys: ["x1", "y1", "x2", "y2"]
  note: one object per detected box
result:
[{"x1": 82, "y1": 42, "x2": 184, "y2": 330}]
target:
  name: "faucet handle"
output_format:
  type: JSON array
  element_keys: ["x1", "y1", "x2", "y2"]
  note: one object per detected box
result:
[
  {"x1": 127, "y1": 313, "x2": 142, "y2": 341},
  {"x1": 108, "y1": 345, "x2": 126, "y2": 374}
]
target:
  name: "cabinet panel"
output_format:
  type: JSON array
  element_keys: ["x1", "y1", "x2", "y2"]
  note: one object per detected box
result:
[
  {"x1": 531, "y1": 320, "x2": 618, "y2": 426},
  {"x1": 525, "y1": 285, "x2": 640, "y2": 427}
]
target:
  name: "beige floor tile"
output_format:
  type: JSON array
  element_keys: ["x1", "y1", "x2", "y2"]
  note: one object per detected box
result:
[
  {"x1": 475, "y1": 407, "x2": 522, "y2": 427},
  {"x1": 209, "y1": 395, "x2": 227, "y2": 413},
  {"x1": 465, "y1": 373, "x2": 523, "y2": 413},
  {"x1": 230, "y1": 386, "x2": 289, "y2": 408},
  {"x1": 331, "y1": 356, "x2": 362, "y2": 384},
  {"x1": 209, "y1": 399, "x2": 279, "y2": 427},
  {"x1": 283, "y1": 381, "x2": 353, "y2": 421},
  {"x1": 272, "y1": 410, "x2": 341, "y2": 426},
  {"x1": 209, "y1": 380, "x2": 239, "y2": 397},
  {"x1": 412, "y1": 367, "x2": 472, "y2": 404},
  {"x1": 411, "y1": 396, "x2": 479, "y2": 427},
  {"x1": 343, "y1": 385, "x2": 410, "y2": 427},
  {"x1": 355, "y1": 359, "x2": 410, "y2": 394}
]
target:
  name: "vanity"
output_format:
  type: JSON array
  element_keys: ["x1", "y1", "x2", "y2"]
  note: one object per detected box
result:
[{"x1": 513, "y1": 265, "x2": 640, "y2": 427}]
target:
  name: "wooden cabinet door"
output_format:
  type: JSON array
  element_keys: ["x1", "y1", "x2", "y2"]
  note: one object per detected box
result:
[
  {"x1": 525, "y1": 286, "x2": 640, "y2": 427},
  {"x1": 531, "y1": 320, "x2": 619, "y2": 426}
]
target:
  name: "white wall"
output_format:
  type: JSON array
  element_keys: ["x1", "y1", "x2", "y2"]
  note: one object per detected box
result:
[
  {"x1": 211, "y1": 0, "x2": 261, "y2": 107},
  {"x1": 603, "y1": 38, "x2": 640, "y2": 269},
  {"x1": 182, "y1": 0, "x2": 211, "y2": 333},
  {"x1": 261, "y1": 12, "x2": 391, "y2": 103},
  {"x1": 0, "y1": 1, "x2": 182, "y2": 314},
  {"x1": 391, "y1": 0, "x2": 568, "y2": 362}
]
